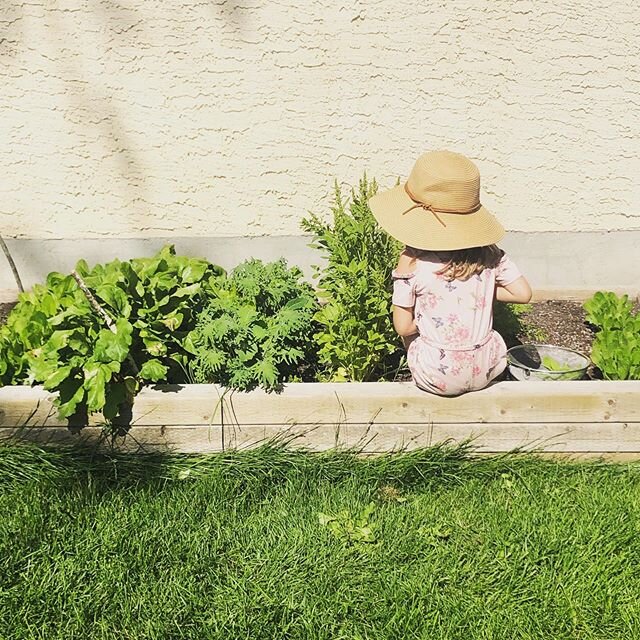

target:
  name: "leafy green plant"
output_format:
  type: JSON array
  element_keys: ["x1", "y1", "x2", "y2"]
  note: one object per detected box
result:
[
  {"x1": 590, "y1": 317, "x2": 640, "y2": 380},
  {"x1": 318, "y1": 502, "x2": 378, "y2": 547},
  {"x1": 583, "y1": 291, "x2": 634, "y2": 331},
  {"x1": 584, "y1": 291, "x2": 640, "y2": 380},
  {"x1": 417, "y1": 524, "x2": 453, "y2": 545},
  {"x1": 0, "y1": 245, "x2": 224, "y2": 422},
  {"x1": 185, "y1": 259, "x2": 319, "y2": 391},
  {"x1": 0, "y1": 277, "x2": 63, "y2": 385},
  {"x1": 301, "y1": 175, "x2": 403, "y2": 381}
]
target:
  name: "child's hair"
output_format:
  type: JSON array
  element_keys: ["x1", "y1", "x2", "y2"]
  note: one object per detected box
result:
[{"x1": 408, "y1": 244, "x2": 503, "y2": 282}]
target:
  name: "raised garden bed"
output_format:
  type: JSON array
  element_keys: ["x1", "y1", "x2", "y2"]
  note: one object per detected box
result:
[{"x1": 2, "y1": 380, "x2": 640, "y2": 459}]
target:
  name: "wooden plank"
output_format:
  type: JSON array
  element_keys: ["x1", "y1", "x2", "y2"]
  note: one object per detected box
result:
[
  {"x1": 0, "y1": 386, "x2": 72, "y2": 428},
  {"x1": 0, "y1": 384, "x2": 225, "y2": 428},
  {"x1": 222, "y1": 421, "x2": 640, "y2": 454},
  {"x1": 3, "y1": 421, "x2": 640, "y2": 455},
  {"x1": 429, "y1": 422, "x2": 640, "y2": 453},
  {"x1": 0, "y1": 425, "x2": 223, "y2": 453},
  {"x1": 3, "y1": 382, "x2": 640, "y2": 430},
  {"x1": 128, "y1": 385, "x2": 224, "y2": 426},
  {"x1": 217, "y1": 381, "x2": 640, "y2": 426},
  {"x1": 532, "y1": 452, "x2": 640, "y2": 462}
]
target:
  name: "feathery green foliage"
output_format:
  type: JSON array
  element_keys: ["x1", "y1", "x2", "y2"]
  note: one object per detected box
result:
[{"x1": 186, "y1": 259, "x2": 319, "y2": 390}]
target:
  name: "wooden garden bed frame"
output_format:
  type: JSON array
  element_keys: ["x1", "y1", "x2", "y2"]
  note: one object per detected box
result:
[{"x1": 2, "y1": 381, "x2": 640, "y2": 459}]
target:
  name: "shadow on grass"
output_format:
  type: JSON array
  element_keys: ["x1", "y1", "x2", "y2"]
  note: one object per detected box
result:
[{"x1": 0, "y1": 435, "x2": 605, "y2": 497}]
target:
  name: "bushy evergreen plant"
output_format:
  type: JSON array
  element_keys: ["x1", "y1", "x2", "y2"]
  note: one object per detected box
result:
[{"x1": 302, "y1": 176, "x2": 403, "y2": 381}]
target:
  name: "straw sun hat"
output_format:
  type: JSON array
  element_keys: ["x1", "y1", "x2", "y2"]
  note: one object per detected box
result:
[{"x1": 368, "y1": 150, "x2": 505, "y2": 251}]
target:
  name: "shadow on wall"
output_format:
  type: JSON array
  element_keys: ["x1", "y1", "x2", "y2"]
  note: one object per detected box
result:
[
  {"x1": 211, "y1": 0, "x2": 249, "y2": 30},
  {"x1": 2, "y1": 0, "x2": 246, "y2": 257},
  {"x1": 0, "y1": 2, "x2": 23, "y2": 58},
  {"x1": 49, "y1": 3, "x2": 151, "y2": 238}
]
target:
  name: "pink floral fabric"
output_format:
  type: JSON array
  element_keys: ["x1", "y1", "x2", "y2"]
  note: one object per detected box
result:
[{"x1": 393, "y1": 250, "x2": 522, "y2": 396}]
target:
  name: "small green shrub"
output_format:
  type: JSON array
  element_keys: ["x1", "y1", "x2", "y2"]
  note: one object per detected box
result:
[
  {"x1": 0, "y1": 245, "x2": 224, "y2": 422},
  {"x1": 301, "y1": 176, "x2": 403, "y2": 381},
  {"x1": 185, "y1": 259, "x2": 319, "y2": 391},
  {"x1": 584, "y1": 291, "x2": 640, "y2": 380}
]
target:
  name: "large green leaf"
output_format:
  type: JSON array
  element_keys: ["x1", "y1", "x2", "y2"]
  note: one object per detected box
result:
[
  {"x1": 84, "y1": 362, "x2": 116, "y2": 412},
  {"x1": 96, "y1": 284, "x2": 132, "y2": 318},
  {"x1": 56, "y1": 378, "x2": 85, "y2": 418},
  {"x1": 74, "y1": 258, "x2": 90, "y2": 277},
  {"x1": 183, "y1": 332, "x2": 198, "y2": 355},
  {"x1": 139, "y1": 359, "x2": 169, "y2": 382},
  {"x1": 28, "y1": 356, "x2": 59, "y2": 383},
  {"x1": 46, "y1": 330, "x2": 75, "y2": 352},
  {"x1": 180, "y1": 261, "x2": 209, "y2": 284},
  {"x1": 93, "y1": 319, "x2": 133, "y2": 364},
  {"x1": 173, "y1": 283, "x2": 201, "y2": 298},
  {"x1": 143, "y1": 338, "x2": 168, "y2": 357},
  {"x1": 43, "y1": 365, "x2": 73, "y2": 391},
  {"x1": 102, "y1": 382, "x2": 128, "y2": 420},
  {"x1": 160, "y1": 313, "x2": 184, "y2": 331}
]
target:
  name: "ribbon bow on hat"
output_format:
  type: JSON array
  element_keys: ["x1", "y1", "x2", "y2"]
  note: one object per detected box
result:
[{"x1": 401, "y1": 183, "x2": 483, "y2": 228}]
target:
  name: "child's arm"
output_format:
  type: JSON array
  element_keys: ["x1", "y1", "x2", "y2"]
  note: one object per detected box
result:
[
  {"x1": 393, "y1": 305, "x2": 418, "y2": 337},
  {"x1": 392, "y1": 247, "x2": 419, "y2": 339},
  {"x1": 495, "y1": 276, "x2": 533, "y2": 304}
]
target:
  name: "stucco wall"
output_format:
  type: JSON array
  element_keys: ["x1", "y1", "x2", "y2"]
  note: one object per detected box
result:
[{"x1": 1, "y1": 0, "x2": 638, "y2": 239}]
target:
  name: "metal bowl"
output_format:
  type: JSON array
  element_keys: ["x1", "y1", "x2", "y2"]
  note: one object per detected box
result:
[{"x1": 506, "y1": 344, "x2": 590, "y2": 381}]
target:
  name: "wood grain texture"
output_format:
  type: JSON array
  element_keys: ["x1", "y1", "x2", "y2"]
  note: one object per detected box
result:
[
  {"x1": 2, "y1": 382, "x2": 640, "y2": 454},
  {"x1": 223, "y1": 422, "x2": 640, "y2": 453},
  {"x1": 1, "y1": 425, "x2": 224, "y2": 453},
  {"x1": 216, "y1": 381, "x2": 640, "y2": 426}
]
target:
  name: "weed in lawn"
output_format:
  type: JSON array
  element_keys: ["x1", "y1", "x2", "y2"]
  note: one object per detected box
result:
[
  {"x1": 376, "y1": 484, "x2": 407, "y2": 503},
  {"x1": 318, "y1": 502, "x2": 378, "y2": 547}
]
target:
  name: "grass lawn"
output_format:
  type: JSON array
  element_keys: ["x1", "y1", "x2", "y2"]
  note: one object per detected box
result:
[{"x1": 1, "y1": 441, "x2": 640, "y2": 639}]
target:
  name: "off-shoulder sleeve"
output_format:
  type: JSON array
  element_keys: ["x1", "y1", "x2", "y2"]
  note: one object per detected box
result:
[
  {"x1": 391, "y1": 270, "x2": 416, "y2": 307},
  {"x1": 495, "y1": 253, "x2": 523, "y2": 287}
]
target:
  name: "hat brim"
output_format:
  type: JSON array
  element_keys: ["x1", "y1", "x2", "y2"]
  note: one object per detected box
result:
[{"x1": 369, "y1": 184, "x2": 505, "y2": 250}]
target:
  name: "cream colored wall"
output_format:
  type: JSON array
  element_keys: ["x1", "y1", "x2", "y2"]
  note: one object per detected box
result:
[{"x1": 1, "y1": 0, "x2": 638, "y2": 239}]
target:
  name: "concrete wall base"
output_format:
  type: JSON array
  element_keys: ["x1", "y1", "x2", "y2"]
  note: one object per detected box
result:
[{"x1": 1, "y1": 231, "x2": 637, "y2": 302}]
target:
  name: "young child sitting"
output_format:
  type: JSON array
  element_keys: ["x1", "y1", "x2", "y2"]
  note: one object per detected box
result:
[{"x1": 369, "y1": 150, "x2": 532, "y2": 396}]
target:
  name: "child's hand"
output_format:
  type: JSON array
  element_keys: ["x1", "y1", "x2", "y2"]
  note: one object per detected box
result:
[{"x1": 395, "y1": 247, "x2": 417, "y2": 275}]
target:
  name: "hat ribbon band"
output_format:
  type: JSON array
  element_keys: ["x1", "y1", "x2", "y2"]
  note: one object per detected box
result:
[{"x1": 401, "y1": 183, "x2": 482, "y2": 228}]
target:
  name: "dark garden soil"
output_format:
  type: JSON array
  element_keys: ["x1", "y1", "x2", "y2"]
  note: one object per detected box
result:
[{"x1": 516, "y1": 300, "x2": 594, "y2": 357}]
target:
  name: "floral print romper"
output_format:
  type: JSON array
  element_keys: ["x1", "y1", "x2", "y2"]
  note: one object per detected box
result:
[{"x1": 392, "y1": 251, "x2": 523, "y2": 396}]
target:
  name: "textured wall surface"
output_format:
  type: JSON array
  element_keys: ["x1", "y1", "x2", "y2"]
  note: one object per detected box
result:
[{"x1": 1, "y1": 0, "x2": 638, "y2": 239}]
